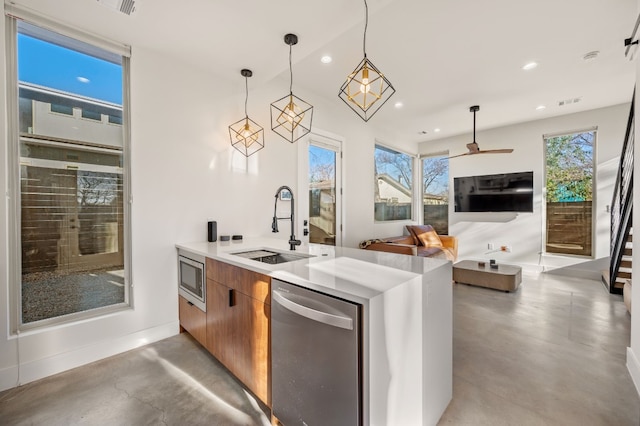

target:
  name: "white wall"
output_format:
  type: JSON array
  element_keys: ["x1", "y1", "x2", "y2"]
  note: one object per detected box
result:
[
  {"x1": 419, "y1": 104, "x2": 629, "y2": 274},
  {"x1": 0, "y1": 11, "x2": 9, "y2": 385},
  {"x1": 628, "y1": 0, "x2": 640, "y2": 395}
]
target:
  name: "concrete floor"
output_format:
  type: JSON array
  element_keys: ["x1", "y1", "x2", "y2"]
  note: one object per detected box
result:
[{"x1": 0, "y1": 272, "x2": 638, "y2": 425}]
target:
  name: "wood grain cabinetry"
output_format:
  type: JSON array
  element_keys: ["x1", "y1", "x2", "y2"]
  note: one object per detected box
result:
[
  {"x1": 178, "y1": 295, "x2": 206, "y2": 346},
  {"x1": 205, "y1": 258, "x2": 271, "y2": 405}
]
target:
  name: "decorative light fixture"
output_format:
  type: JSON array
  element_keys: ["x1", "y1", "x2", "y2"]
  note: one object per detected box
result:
[
  {"x1": 270, "y1": 33, "x2": 313, "y2": 143},
  {"x1": 229, "y1": 69, "x2": 264, "y2": 157},
  {"x1": 338, "y1": 0, "x2": 395, "y2": 122}
]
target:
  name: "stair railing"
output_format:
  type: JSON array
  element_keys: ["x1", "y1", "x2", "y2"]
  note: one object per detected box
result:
[{"x1": 610, "y1": 92, "x2": 634, "y2": 294}]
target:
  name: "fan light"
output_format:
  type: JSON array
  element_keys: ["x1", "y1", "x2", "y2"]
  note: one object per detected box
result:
[
  {"x1": 338, "y1": 0, "x2": 395, "y2": 121},
  {"x1": 229, "y1": 69, "x2": 265, "y2": 157},
  {"x1": 270, "y1": 34, "x2": 313, "y2": 143},
  {"x1": 448, "y1": 105, "x2": 514, "y2": 158}
]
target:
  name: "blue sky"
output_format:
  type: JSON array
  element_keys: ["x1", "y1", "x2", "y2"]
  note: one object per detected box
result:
[{"x1": 18, "y1": 34, "x2": 123, "y2": 105}]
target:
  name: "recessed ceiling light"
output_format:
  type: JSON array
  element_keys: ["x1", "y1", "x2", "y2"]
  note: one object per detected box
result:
[
  {"x1": 320, "y1": 55, "x2": 332, "y2": 64},
  {"x1": 394, "y1": 101, "x2": 403, "y2": 108},
  {"x1": 434, "y1": 128, "x2": 441, "y2": 133},
  {"x1": 536, "y1": 105, "x2": 546, "y2": 111},
  {"x1": 522, "y1": 62, "x2": 538, "y2": 71},
  {"x1": 77, "y1": 76, "x2": 90, "y2": 83}
]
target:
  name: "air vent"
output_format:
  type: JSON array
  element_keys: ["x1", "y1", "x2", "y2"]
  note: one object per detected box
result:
[
  {"x1": 97, "y1": 0, "x2": 137, "y2": 16},
  {"x1": 558, "y1": 97, "x2": 581, "y2": 107}
]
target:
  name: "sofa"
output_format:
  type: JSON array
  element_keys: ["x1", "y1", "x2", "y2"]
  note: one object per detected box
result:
[{"x1": 360, "y1": 225, "x2": 458, "y2": 261}]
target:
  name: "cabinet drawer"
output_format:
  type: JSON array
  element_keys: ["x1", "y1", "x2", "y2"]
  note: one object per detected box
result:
[
  {"x1": 179, "y1": 295, "x2": 206, "y2": 345},
  {"x1": 207, "y1": 258, "x2": 270, "y2": 304}
]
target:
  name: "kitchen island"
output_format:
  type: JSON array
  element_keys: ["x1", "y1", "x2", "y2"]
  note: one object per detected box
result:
[{"x1": 176, "y1": 238, "x2": 452, "y2": 426}]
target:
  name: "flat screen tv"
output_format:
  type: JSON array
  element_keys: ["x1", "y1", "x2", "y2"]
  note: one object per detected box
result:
[{"x1": 454, "y1": 171, "x2": 534, "y2": 213}]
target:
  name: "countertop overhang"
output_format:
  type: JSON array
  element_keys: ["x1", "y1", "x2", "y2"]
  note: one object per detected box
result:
[{"x1": 176, "y1": 237, "x2": 450, "y2": 303}]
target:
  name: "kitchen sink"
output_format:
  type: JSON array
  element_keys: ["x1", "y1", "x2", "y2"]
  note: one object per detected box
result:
[{"x1": 232, "y1": 249, "x2": 314, "y2": 264}]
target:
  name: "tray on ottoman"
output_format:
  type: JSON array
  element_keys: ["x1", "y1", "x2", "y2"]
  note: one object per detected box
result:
[{"x1": 453, "y1": 260, "x2": 521, "y2": 292}]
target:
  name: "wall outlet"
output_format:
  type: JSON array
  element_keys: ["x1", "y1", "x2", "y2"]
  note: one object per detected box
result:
[
  {"x1": 500, "y1": 245, "x2": 511, "y2": 252},
  {"x1": 487, "y1": 243, "x2": 494, "y2": 250}
]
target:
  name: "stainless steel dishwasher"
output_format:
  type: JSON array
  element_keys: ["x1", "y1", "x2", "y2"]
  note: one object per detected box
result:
[{"x1": 271, "y1": 278, "x2": 362, "y2": 426}]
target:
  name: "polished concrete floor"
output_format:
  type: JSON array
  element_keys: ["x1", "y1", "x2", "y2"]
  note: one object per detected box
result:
[{"x1": 0, "y1": 272, "x2": 638, "y2": 425}]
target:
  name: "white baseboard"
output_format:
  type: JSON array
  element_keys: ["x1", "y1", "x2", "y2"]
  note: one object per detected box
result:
[
  {"x1": 542, "y1": 266, "x2": 602, "y2": 281},
  {"x1": 0, "y1": 321, "x2": 179, "y2": 393},
  {"x1": 627, "y1": 347, "x2": 640, "y2": 397}
]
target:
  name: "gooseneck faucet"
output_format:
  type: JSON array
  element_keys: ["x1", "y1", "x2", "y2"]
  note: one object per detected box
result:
[{"x1": 272, "y1": 185, "x2": 302, "y2": 251}]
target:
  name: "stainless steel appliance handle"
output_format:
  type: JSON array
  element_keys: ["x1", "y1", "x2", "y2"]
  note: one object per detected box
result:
[{"x1": 273, "y1": 290, "x2": 353, "y2": 330}]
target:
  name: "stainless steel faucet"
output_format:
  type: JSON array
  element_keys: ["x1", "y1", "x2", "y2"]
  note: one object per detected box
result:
[{"x1": 272, "y1": 185, "x2": 302, "y2": 251}]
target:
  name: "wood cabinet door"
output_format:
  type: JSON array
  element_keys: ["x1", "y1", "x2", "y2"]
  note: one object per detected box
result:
[
  {"x1": 206, "y1": 279, "x2": 239, "y2": 370},
  {"x1": 234, "y1": 291, "x2": 271, "y2": 405},
  {"x1": 207, "y1": 258, "x2": 270, "y2": 304},
  {"x1": 178, "y1": 295, "x2": 206, "y2": 346},
  {"x1": 205, "y1": 260, "x2": 271, "y2": 406}
]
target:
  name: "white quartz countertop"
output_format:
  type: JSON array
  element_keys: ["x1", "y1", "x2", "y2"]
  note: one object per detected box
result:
[{"x1": 176, "y1": 238, "x2": 449, "y2": 303}]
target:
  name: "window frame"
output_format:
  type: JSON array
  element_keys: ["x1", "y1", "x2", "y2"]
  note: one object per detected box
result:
[
  {"x1": 374, "y1": 142, "x2": 417, "y2": 222},
  {"x1": 5, "y1": 11, "x2": 133, "y2": 333}
]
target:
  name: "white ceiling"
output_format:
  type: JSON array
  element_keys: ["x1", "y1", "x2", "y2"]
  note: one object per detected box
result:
[{"x1": 13, "y1": 0, "x2": 638, "y2": 147}]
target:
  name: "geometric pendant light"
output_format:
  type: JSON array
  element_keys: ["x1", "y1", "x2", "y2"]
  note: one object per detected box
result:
[
  {"x1": 338, "y1": 0, "x2": 395, "y2": 122},
  {"x1": 229, "y1": 69, "x2": 265, "y2": 157},
  {"x1": 270, "y1": 33, "x2": 313, "y2": 143}
]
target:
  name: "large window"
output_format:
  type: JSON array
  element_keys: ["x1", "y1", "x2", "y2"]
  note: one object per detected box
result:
[
  {"x1": 422, "y1": 155, "x2": 449, "y2": 234},
  {"x1": 544, "y1": 130, "x2": 595, "y2": 256},
  {"x1": 374, "y1": 144, "x2": 413, "y2": 221},
  {"x1": 8, "y1": 15, "x2": 131, "y2": 328}
]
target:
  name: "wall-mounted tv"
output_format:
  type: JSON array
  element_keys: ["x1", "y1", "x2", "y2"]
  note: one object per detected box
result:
[{"x1": 454, "y1": 171, "x2": 534, "y2": 213}]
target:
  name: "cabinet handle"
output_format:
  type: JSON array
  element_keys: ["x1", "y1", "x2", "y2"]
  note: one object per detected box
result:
[
  {"x1": 187, "y1": 301, "x2": 194, "y2": 307},
  {"x1": 229, "y1": 289, "x2": 235, "y2": 307}
]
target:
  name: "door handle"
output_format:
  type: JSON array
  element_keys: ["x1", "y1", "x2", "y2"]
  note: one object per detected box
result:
[{"x1": 273, "y1": 290, "x2": 353, "y2": 330}]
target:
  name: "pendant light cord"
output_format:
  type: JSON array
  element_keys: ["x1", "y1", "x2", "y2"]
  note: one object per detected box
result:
[
  {"x1": 289, "y1": 43, "x2": 293, "y2": 95},
  {"x1": 244, "y1": 76, "x2": 249, "y2": 118},
  {"x1": 473, "y1": 109, "x2": 476, "y2": 142},
  {"x1": 363, "y1": 0, "x2": 368, "y2": 57}
]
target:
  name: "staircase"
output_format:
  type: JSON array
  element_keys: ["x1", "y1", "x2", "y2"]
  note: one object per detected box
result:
[
  {"x1": 608, "y1": 230, "x2": 632, "y2": 292},
  {"x1": 607, "y1": 93, "x2": 634, "y2": 294}
]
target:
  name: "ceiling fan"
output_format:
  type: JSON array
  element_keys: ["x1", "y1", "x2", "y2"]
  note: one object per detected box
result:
[{"x1": 449, "y1": 105, "x2": 514, "y2": 159}]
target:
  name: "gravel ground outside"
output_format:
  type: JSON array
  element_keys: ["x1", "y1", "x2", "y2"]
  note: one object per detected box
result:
[{"x1": 21, "y1": 269, "x2": 125, "y2": 323}]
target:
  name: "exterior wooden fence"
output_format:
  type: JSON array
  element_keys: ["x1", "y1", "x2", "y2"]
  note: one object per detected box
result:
[
  {"x1": 424, "y1": 205, "x2": 449, "y2": 235},
  {"x1": 546, "y1": 201, "x2": 592, "y2": 256}
]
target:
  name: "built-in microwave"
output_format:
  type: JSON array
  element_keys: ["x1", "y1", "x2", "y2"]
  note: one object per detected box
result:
[{"x1": 178, "y1": 250, "x2": 206, "y2": 312}]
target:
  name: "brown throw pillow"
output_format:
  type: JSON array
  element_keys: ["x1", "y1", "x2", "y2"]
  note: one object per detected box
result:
[
  {"x1": 405, "y1": 225, "x2": 420, "y2": 245},
  {"x1": 408, "y1": 225, "x2": 443, "y2": 247}
]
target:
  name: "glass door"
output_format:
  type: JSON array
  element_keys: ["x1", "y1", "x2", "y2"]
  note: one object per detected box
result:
[{"x1": 299, "y1": 135, "x2": 342, "y2": 246}]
